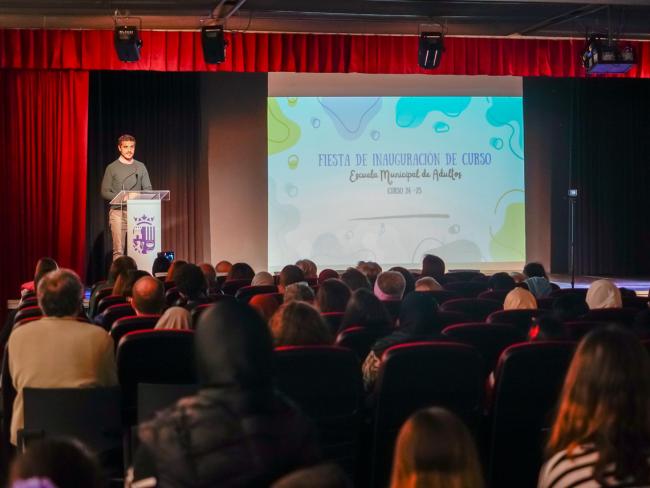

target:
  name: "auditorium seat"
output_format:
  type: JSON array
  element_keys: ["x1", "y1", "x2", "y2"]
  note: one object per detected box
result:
[
  {"x1": 440, "y1": 298, "x2": 502, "y2": 322},
  {"x1": 90, "y1": 287, "x2": 113, "y2": 317},
  {"x1": 116, "y1": 330, "x2": 196, "y2": 426},
  {"x1": 623, "y1": 295, "x2": 649, "y2": 309},
  {"x1": 221, "y1": 279, "x2": 252, "y2": 296},
  {"x1": 274, "y1": 346, "x2": 363, "y2": 478},
  {"x1": 13, "y1": 306, "x2": 42, "y2": 326},
  {"x1": 437, "y1": 310, "x2": 471, "y2": 327},
  {"x1": 234, "y1": 285, "x2": 278, "y2": 303},
  {"x1": 477, "y1": 289, "x2": 509, "y2": 303},
  {"x1": 97, "y1": 295, "x2": 127, "y2": 315},
  {"x1": 550, "y1": 288, "x2": 588, "y2": 298},
  {"x1": 443, "y1": 271, "x2": 485, "y2": 283},
  {"x1": 248, "y1": 293, "x2": 284, "y2": 322},
  {"x1": 444, "y1": 281, "x2": 489, "y2": 298},
  {"x1": 322, "y1": 312, "x2": 345, "y2": 336},
  {"x1": 442, "y1": 323, "x2": 526, "y2": 374},
  {"x1": 164, "y1": 287, "x2": 180, "y2": 307},
  {"x1": 110, "y1": 315, "x2": 161, "y2": 346},
  {"x1": 1, "y1": 347, "x2": 16, "y2": 465},
  {"x1": 487, "y1": 309, "x2": 543, "y2": 334},
  {"x1": 580, "y1": 307, "x2": 639, "y2": 326},
  {"x1": 421, "y1": 290, "x2": 460, "y2": 305},
  {"x1": 17, "y1": 297, "x2": 38, "y2": 310},
  {"x1": 96, "y1": 304, "x2": 135, "y2": 331},
  {"x1": 489, "y1": 341, "x2": 576, "y2": 488},
  {"x1": 335, "y1": 326, "x2": 388, "y2": 361},
  {"x1": 563, "y1": 320, "x2": 607, "y2": 340},
  {"x1": 371, "y1": 342, "x2": 483, "y2": 487},
  {"x1": 137, "y1": 383, "x2": 198, "y2": 423},
  {"x1": 191, "y1": 303, "x2": 212, "y2": 329},
  {"x1": 536, "y1": 297, "x2": 555, "y2": 310}
]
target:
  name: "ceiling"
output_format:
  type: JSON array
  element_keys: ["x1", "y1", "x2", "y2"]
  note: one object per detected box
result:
[{"x1": 1, "y1": 0, "x2": 650, "y2": 39}]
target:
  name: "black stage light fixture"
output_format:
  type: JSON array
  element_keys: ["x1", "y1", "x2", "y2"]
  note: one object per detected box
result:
[
  {"x1": 114, "y1": 25, "x2": 142, "y2": 62},
  {"x1": 418, "y1": 32, "x2": 444, "y2": 69},
  {"x1": 202, "y1": 25, "x2": 227, "y2": 64},
  {"x1": 582, "y1": 35, "x2": 636, "y2": 74}
]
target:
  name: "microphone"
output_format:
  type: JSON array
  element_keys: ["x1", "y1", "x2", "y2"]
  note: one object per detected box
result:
[{"x1": 118, "y1": 171, "x2": 138, "y2": 210}]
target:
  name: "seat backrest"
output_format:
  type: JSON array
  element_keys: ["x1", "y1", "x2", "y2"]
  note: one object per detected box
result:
[
  {"x1": 443, "y1": 271, "x2": 485, "y2": 283},
  {"x1": 164, "y1": 287, "x2": 180, "y2": 307},
  {"x1": 221, "y1": 279, "x2": 252, "y2": 296},
  {"x1": 90, "y1": 287, "x2": 113, "y2": 317},
  {"x1": 116, "y1": 330, "x2": 196, "y2": 425},
  {"x1": 97, "y1": 295, "x2": 127, "y2": 315},
  {"x1": 489, "y1": 341, "x2": 576, "y2": 488},
  {"x1": 235, "y1": 285, "x2": 278, "y2": 303},
  {"x1": 372, "y1": 342, "x2": 484, "y2": 487},
  {"x1": 580, "y1": 307, "x2": 639, "y2": 326},
  {"x1": 17, "y1": 297, "x2": 38, "y2": 310},
  {"x1": 137, "y1": 383, "x2": 199, "y2": 423},
  {"x1": 437, "y1": 310, "x2": 470, "y2": 327},
  {"x1": 623, "y1": 296, "x2": 649, "y2": 310},
  {"x1": 22, "y1": 387, "x2": 121, "y2": 455},
  {"x1": 444, "y1": 281, "x2": 489, "y2": 298},
  {"x1": 13, "y1": 306, "x2": 43, "y2": 326},
  {"x1": 487, "y1": 309, "x2": 542, "y2": 334},
  {"x1": 563, "y1": 320, "x2": 607, "y2": 340},
  {"x1": 420, "y1": 290, "x2": 460, "y2": 305},
  {"x1": 536, "y1": 297, "x2": 555, "y2": 310},
  {"x1": 442, "y1": 323, "x2": 526, "y2": 374},
  {"x1": 440, "y1": 298, "x2": 502, "y2": 322},
  {"x1": 274, "y1": 346, "x2": 363, "y2": 476},
  {"x1": 335, "y1": 326, "x2": 388, "y2": 361},
  {"x1": 321, "y1": 312, "x2": 345, "y2": 336},
  {"x1": 110, "y1": 315, "x2": 160, "y2": 346},
  {"x1": 98, "y1": 304, "x2": 135, "y2": 331},
  {"x1": 477, "y1": 289, "x2": 509, "y2": 303},
  {"x1": 550, "y1": 288, "x2": 588, "y2": 299}
]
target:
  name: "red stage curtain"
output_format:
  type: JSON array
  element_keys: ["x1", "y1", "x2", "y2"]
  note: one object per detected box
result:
[
  {"x1": 0, "y1": 70, "x2": 89, "y2": 318},
  {"x1": 2, "y1": 29, "x2": 650, "y2": 77}
]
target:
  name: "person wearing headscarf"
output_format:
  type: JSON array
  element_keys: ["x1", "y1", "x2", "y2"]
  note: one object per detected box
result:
[
  {"x1": 524, "y1": 276, "x2": 552, "y2": 299},
  {"x1": 414, "y1": 277, "x2": 443, "y2": 292},
  {"x1": 586, "y1": 279, "x2": 623, "y2": 309},
  {"x1": 133, "y1": 301, "x2": 321, "y2": 486},
  {"x1": 252, "y1": 271, "x2": 275, "y2": 287},
  {"x1": 362, "y1": 292, "x2": 441, "y2": 391},
  {"x1": 503, "y1": 287, "x2": 537, "y2": 310},
  {"x1": 155, "y1": 306, "x2": 191, "y2": 330}
]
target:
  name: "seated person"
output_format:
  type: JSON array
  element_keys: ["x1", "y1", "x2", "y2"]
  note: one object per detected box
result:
[
  {"x1": 420, "y1": 254, "x2": 446, "y2": 284},
  {"x1": 278, "y1": 265, "x2": 306, "y2": 293},
  {"x1": 414, "y1": 276, "x2": 443, "y2": 292},
  {"x1": 88, "y1": 255, "x2": 136, "y2": 317},
  {"x1": 215, "y1": 260, "x2": 232, "y2": 277},
  {"x1": 133, "y1": 300, "x2": 321, "y2": 486},
  {"x1": 284, "y1": 282, "x2": 315, "y2": 305},
  {"x1": 8, "y1": 269, "x2": 117, "y2": 445},
  {"x1": 528, "y1": 314, "x2": 568, "y2": 342},
  {"x1": 295, "y1": 259, "x2": 317, "y2": 280},
  {"x1": 374, "y1": 271, "x2": 406, "y2": 302},
  {"x1": 504, "y1": 287, "x2": 537, "y2": 310},
  {"x1": 271, "y1": 302, "x2": 332, "y2": 347},
  {"x1": 199, "y1": 263, "x2": 219, "y2": 294},
  {"x1": 586, "y1": 279, "x2": 622, "y2": 309},
  {"x1": 316, "y1": 279, "x2": 351, "y2": 314},
  {"x1": 523, "y1": 262, "x2": 552, "y2": 298},
  {"x1": 226, "y1": 262, "x2": 255, "y2": 282},
  {"x1": 340, "y1": 288, "x2": 392, "y2": 334},
  {"x1": 252, "y1": 271, "x2": 275, "y2": 287},
  {"x1": 487, "y1": 272, "x2": 516, "y2": 291},
  {"x1": 340, "y1": 267, "x2": 371, "y2": 291},
  {"x1": 174, "y1": 263, "x2": 210, "y2": 310},
  {"x1": 130, "y1": 276, "x2": 165, "y2": 316},
  {"x1": 389, "y1": 267, "x2": 416, "y2": 296},
  {"x1": 357, "y1": 261, "x2": 382, "y2": 287}
]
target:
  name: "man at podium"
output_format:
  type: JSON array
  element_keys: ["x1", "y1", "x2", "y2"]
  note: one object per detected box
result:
[{"x1": 101, "y1": 134, "x2": 152, "y2": 260}]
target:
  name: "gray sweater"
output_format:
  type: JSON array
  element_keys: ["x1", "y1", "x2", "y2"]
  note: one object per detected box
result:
[{"x1": 101, "y1": 159, "x2": 152, "y2": 206}]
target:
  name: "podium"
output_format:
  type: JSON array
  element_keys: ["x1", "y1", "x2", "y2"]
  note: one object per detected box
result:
[{"x1": 110, "y1": 190, "x2": 170, "y2": 272}]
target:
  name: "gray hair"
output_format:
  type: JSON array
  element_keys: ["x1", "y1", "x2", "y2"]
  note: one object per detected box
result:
[{"x1": 37, "y1": 269, "x2": 83, "y2": 317}]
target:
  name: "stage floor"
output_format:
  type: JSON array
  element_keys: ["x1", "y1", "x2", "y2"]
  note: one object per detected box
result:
[{"x1": 551, "y1": 274, "x2": 650, "y2": 296}]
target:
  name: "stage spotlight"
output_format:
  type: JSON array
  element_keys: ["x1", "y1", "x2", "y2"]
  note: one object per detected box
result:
[
  {"x1": 114, "y1": 25, "x2": 142, "y2": 62},
  {"x1": 582, "y1": 35, "x2": 636, "y2": 74},
  {"x1": 202, "y1": 25, "x2": 227, "y2": 64},
  {"x1": 418, "y1": 32, "x2": 444, "y2": 69}
]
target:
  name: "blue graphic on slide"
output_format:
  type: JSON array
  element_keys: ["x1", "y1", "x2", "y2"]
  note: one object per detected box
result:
[{"x1": 268, "y1": 96, "x2": 525, "y2": 270}]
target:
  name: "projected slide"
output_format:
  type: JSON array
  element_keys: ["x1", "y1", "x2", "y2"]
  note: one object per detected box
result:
[{"x1": 268, "y1": 96, "x2": 525, "y2": 271}]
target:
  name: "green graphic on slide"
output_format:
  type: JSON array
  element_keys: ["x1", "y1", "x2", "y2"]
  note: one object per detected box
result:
[
  {"x1": 268, "y1": 98, "x2": 301, "y2": 155},
  {"x1": 490, "y1": 201, "x2": 525, "y2": 261}
]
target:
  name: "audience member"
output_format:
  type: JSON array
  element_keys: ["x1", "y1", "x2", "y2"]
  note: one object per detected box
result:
[
  {"x1": 165, "y1": 259, "x2": 187, "y2": 283},
  {"x1": 151, "y1": 255, "x2": 171, "y2": 279},
  {"x1": 503, "y1": 287, "x2": 537, "y2": 310},
  {"x1": 318, "y1": 269, "x2": 340, "y2": 284},
  {"x1": 88, "y1": 255, "x2": 136, "y2": 316},
  {"x1": 340, "y1": 288, "x2": 392, "y2": 333},
  {"x1": 131, "y1": 276, "x2": 165, "y2": 315},
  {"x1": 390, "y1": 407, "x2": 484, "y2": 488},
  {"x1": 316, "y1": 279, "x2": 351, "y2": 313},
  {"x1": 586, "y1": 279, "x2": 623, "y2": 309},
  {"x1": 340, "y1": 267, "x2": 371, "y2": 291},
  {"x1": 20, "y1": 257, "x2": 59, "y2": 296},
  {"x1": 279, "y1": 265, "x2": 306, "y2": 293},
  {"x1": 174, "y1": 263, "x2": 209, "y2": 310},
  {"x1": 250, "y1": 293, "x2": 283, "y2": 323},
  {"x1": 363, "y1": 292, "x2": 441, "y2": 390},
  {"x1": 226, "y1": 262, "x2": 255, "y2": 282},
  {"x1": 509, "y1": 271, "x2": 527, "y2": 283},
  {"x1": 8, "y1": 269, "x2": 117, "y2": 445},
  {"x1": 389, "y1": 267, "x2": 416, "y2": 296},
  {"x1": 296, "y1": 259, "x2": 318, "y2": 279},
  {"x1": 523, "y1": 262, "x2": 548, "y2": 279},
  {"x1": 252, "y1": 271, "x2": 275, "y2": 287},
  {"x1": 487, "y1": 272, "x2": 516, "y2": 291},
  {"x1": 215, "y1": 260, "x2": 233, "y2": 277},
  {"x1": 284, "y1": 282, "x2": 315, "y2": 305},
  {"x1": 539, "y1": 327, "x2": 650, "y2": 487},
  {"x1": 134, "y1": 300, "x2": 321, "y2": 485},
  {"x1": 552, "y1": 294, "x2": 589, "y2": 322},
  {"x1": 9, "y1": 438, "x2": 104, "y2": 488},
  {"x1": 420, "y1": 254, "x2": 446, "y2": 282},
  {"x1": 528, "y1": 314, "x2": 568, "y2": 342},
  {"x1": 155, "y1": 306, "x2": 192, "y2": 330},
  {"x1": 525, "y1": 276, "x2": 553, "y2": 299},
  {"x1": 199, "y1": 263, "x2": 219, "y2": 293},
  {"x1": 114, "y1": 269, "x2": 150, "y2": 297},
  {"x1": 357, "y1": 261, "x2": 382, "y2": 286},
  {"x1": 271, "y1": 301, "x2": 333, "y2": 346},
  {"x1": 414, "y1": 276, "x2": 443, "y2": 292},
  {"x1": 272, "y1": 463, "x2": 352, "y2": 488},
  {"x1": 374, "y1": 271, "x2": 406, "y2": 302}
]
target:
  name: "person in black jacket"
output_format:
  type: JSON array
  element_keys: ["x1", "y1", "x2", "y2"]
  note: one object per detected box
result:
[{"x1": 131, "y1": 300, "x2": 320, "y2": 487}]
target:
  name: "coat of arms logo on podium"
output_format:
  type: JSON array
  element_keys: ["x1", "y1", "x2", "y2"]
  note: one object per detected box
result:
[{"x1": 132, "y1": 215, "x2": 156, "y2": 254}]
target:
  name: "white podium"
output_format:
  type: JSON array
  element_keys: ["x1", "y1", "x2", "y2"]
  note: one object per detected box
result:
[{"x1": 110, "y1": 190, "x2": 170, "y2": 272}]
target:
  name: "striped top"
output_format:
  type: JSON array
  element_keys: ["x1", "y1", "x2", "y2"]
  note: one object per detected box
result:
[{"x1": 538, "y1": 446, "x2": 650, "y2": 488}]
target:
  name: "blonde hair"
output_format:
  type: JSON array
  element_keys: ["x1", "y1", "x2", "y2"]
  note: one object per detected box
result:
[{"x1": 390, "y1": 407, "x2": 484, "y2": 488}]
